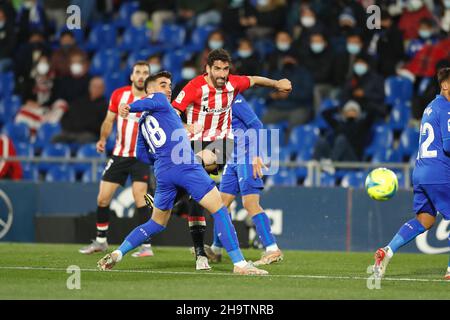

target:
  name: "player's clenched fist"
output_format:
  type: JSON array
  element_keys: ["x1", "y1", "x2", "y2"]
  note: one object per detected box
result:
[
  {"x1": 119, "y1": 103, "x2": 130, "y2": 118},
  {"x1": 275, "y1": 79, "x2": 292, "y2": 93},
  {"x1": 96, "y1": 139, "x2": 105, "y2": 153}
]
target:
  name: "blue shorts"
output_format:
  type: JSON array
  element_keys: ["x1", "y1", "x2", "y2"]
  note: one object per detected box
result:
[
  {"x1": 413, "y1": 183, "x2": 450, "y2": 220},
  {"x1": 219, "y1": 163, "x2": 264, "y2": 196},
  {"x1": 154, "y1": 164, "x2": 216, "y2": 210}
]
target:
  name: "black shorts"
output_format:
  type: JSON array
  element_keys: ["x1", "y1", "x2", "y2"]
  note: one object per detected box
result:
[
  {"x1": 102, "y1": 156, "x2": 150, "y2": 186},
  {"x1": 190, "y1": 138, "x2": 234, "y2": 170}
]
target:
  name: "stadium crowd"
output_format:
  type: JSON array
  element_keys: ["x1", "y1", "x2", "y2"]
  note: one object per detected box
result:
[{"x1": 0, "y1": 0, "x2": 449, "y2": 186}]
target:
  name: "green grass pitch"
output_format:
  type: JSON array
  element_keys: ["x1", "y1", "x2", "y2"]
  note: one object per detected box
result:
[{"x1": 0, "y1": 243, "x2": 448, "y2": 300}]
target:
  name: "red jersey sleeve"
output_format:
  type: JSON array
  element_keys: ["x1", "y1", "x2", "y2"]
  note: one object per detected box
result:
[
  {"x1": 108, "y1": 89, "x2": 121, "y2": 113},
  {"x1": 172, "y1": 81, "x2": 197, "y2": 113},
  {"x1": 229, "y1": 74, "x2": 251, "y2": 93}
]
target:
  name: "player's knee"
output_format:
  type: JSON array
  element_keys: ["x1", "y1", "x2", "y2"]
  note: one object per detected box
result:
[
  {"x1": 242, "y1": 198, "x2": 263, "y2": 215},
  {"x1": 97, "y1": 194, "x2": 111, "y2": 207}
]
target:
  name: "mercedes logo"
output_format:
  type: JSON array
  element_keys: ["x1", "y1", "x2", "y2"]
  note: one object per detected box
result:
[{"x1": 0, "y1": 189, "x2": 13, "y2": 239}]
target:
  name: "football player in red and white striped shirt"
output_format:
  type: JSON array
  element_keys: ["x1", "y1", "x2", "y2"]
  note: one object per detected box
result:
[
  {"x1": 79, "y1": 61, "x2": 153, "y2": 257},
  {"x1": 171, "y1": 49, "x2": 291, "y2": 263}
]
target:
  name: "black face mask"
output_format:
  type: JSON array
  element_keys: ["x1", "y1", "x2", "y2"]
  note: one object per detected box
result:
[{"x1": 282, "y1": 62, "x2": 296, "y2": 71}]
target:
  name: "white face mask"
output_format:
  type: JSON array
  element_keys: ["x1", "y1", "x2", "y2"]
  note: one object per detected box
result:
[
  {"x1": 181, "y1": 67, "x2": 196, "y2": 80},
  {"x1": 36, "y1": 62, "x2": 49, "y2": 75},
  {"x1": 301, "y1": 16, "x2": 316, "y2": 28},
  {"x1": 208, "y1": 40, "x2": 224, "y2": 50},
  {"x1": 444, "y1": 0, "x2": 450, "y2": 9},
  {"x1": 276, "y1": 42, "x2": 291, "y2": 52},
  {"x1": 70, "y1": 62, "x2": 83, "y2": 76},
  {"x1": 408, "y1": 0, "x2": 423, "y2": 11},
  {"x1": 237, "y1": 49, "x2": 253, "y2": 58},
  {"x1": 149, "y1": 63, "x2": 161, "y2": 74},
  {"x1": 257, "y1": 0, "x2": 269, "y2": 6}
]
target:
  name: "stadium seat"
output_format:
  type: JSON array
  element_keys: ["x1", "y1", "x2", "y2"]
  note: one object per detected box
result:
[
  {"x1": 385, "y1": 76, "x2": 413, "y2": 106},
  {"x1": 126, "y1": 48, "x2": 162, "y2": 73},
  {"x1": 82, "y1": 165, "x2": 105, "y2": 183},
  {"x1": 85, "y1": 23, "x2": 117, "y2": 51},
  {"x1": 114, "y1": 1, "x2": 140, "y2": 28},
  {"x1": 104, "y1": 71, "x2": 128, "y2": 98},
  {"x1": 267, "y1": 168, "x2": 297, "y2": 186},
  {"x1": 254, "y1": 38, "x2": 275, "y2": 59},
  {"x1": 0, "y1": 95, "x2": 22, "y2": 125},
  {"x1": 15, "y1": 142, "x2": 33, "y2": 157},
  {"x1": 248, "y1": 97, "x2": 267, "y2": 119},
  {"x1": 264, "y1": 123, "x2": 286, "y2": 152},
  {"x1": 157, "y1": 24, "x2": 186, "y2": 50},
  {"x1": 119, "y1": 25, "x2": 152, "y2": 52},
  {"x1": 162, "y1": 50, "x2": 193, "y2": 74},
  {"x1": 288, "y1": 124, "x2": 320, "y2": 153},
  {"x1": 73, "y1": 143, "x2": 106, "y2": 174},
  {"x1": 45, "y1": 165, "x2": 76, "y2": 182},
  {"x1": 3, "y1": 122, "x2": 30, "y2": 144},
  {"x1": 21, "y1": 162, "x2": 38, "y2": 181},
  {"x1": 398, "y1": 126, "x2": 420, "y2": 159},
  {"x1": 90, "y1": 49, "x2": 121, "y2": 76},
  {"x1": 33, "y1": 123, "x2": 62, "y2": 151},
  {"x1": 185, "y1": 25, "x2": 216, "y2": 53},
  {"x1": 364, "y1": 125, "x2": 394, "y2": 158},
  {"x1": 320, "y1": 172, "x2": 336, "y2": 187},
  {"x1": 340, "y1": 171, "x2": 366, "y2": 188},
  {"x1": 38, "y1": 143, "x2": 71, "y2": 172},
  {"x1": 371, "y1": 148, "x2": 402, "y2": 163},
  {"x1": 0, "y1": 72, "x2": 14, "y2": 99},
  {"x1": 388, "y1": 102, "x2": 411, "y2": 131}
]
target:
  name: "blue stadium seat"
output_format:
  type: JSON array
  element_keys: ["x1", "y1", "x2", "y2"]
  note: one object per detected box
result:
[
  {"x1": 385, "y1": 76, "x2": 413, "y2": 106},
  {"x1": 157, "y1": 24, "x2": 186, "y2": 50},
  {"x1": 0, "y1": 95, "x2": 22, "y2": 125},
  {"x1": 3, "y1": 122, "x2": 30, "y2": 144},
  {"x1": 388, "y1": 102, "x2": 411, "y2": 131},
  {"x1": 126, "y1": 47, "x2": 162, "y2": 73},
  {"x1": 114, "y1": 1, "x2": 140, "y2": 28},
  {"x1": 0, "y1": 72, "x2": 14, "y2": 99},
  {"x1": 320, "y1": 172, "x2": 336, "y2": 187},
  {"x1": 104, "y1": 72, "x2": 128, "y2": 98},
  {"x1": 248, "y1": 97, "x2": 267, "y2": 119},
  {"x1": 340, "y1": 171, "x2": 366, "y2": 188},
  {"x1": 185, "y1": 25, "x2": 216, "y2": 53},
  {"x1": 34, "y1": 123, "x2": 61, "y2": 151},
  {"x1": 364, "y1": 125, "x2": 394, "y2": 158},
  {"x1": 39, "y1": 143, "x2": 71, "y2": 172},
  {"x1": 90, "y1": 49, "x2": 121, "y2": 76},
  {"x1": 254, "y1": 39, "x2": 275, "y2": 59},
  {"x1": 265, "y1": 123, "x2": 286, "y2": 151},
  {"x1": 162, "y1": 50, "x2": 193, "y2": 74},
  {"x1": 268, "y1": 168, "x2": 297, "y2": 186},
  {"x1": 21, "y1": 162, "x2": 38, "y2": 181},
  {"x1": 288, "y1": 124, "x2": 320, "y2": 153},
  {"x1": 371, "y1": 148, "x2": 402, "y2": 163},
  {"x1": 119, "y1": 26, "x2": 152, "y2": 52},
  {"x1": 82, "y1": 164, "x2": 105, "y2": 183},
  {"x1": 45, "y1": 165, "x2": 76, "y2": 182},
  {"x1": 393, "y1": 170, "x2": 406, "y2": 189},
  {"x1": 73, "y1": 143, "x2": 106, "y2": 174},
  {"x1": 15, "y1": 142, "x2": 33, "y2": 157},
  {"x1": 85, "y1": 23, "x2": 117, "y2": 51},
  {"x1": 398, "y1": 126, "x2": 420, "y2": 159}
]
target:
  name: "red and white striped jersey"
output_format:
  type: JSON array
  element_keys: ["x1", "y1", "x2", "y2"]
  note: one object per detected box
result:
[
  {"x1": 172, "y1": 74, "x2": 251, "y2": 141},
  {"x1": 108, "y1": 86, "x2": 142, "y2": 157}
]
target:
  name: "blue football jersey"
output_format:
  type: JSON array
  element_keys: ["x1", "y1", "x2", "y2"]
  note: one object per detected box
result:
[
  {"x1": 130, "y1": 93, "x2": 196, "y2": 173},
  {"x1": 231, "y1": 94, "x2": 263, "y2": 163},
  {"x1": 413, "y1": 95, "x2": 450, "y2": 184}
]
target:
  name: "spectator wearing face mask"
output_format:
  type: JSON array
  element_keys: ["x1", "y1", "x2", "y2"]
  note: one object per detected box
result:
[
  {"x1": 197, "y1": 30, "x2": 227, "y2": 72},
  {"x1": 49, "y1": 52, "x2": 91, "y2": 107},
  {"x1": 23, "y1": 54, "x2": 55, "y2": 107},
  {"x1": 233, "y1": 38, "x2": 260, "y2": 76},
  {"x1": 146, "y1": 53, "x2": 162, "y2": 75},
  {"x1": 313, "y1": 99, "x2": 375, "y2": 162},
  {"x1": 245, "y1": 0, "x2": 288, "y2": 40},
  {"x1": 221, "y1": 0, "x2": 258, "y2": 41},
  {"x1": 0, "y1": 6, "x2": 15, "y2": 72},
  {"x1": 172, "y1": 60, "x2": 198, "y2": 98},
  {"x1": 300, "y1": 31, "x2": 336, "y2": 113},
  {"x1": 339, "y1": 54, "x2": 386, "y2": 119},
  {"x1": 332, "y1": 31, "x2": 366, "y2": 87},
  {"x1": 51, "y1": 30, "x2": 88, "y2": 78},
  {"x1": 263, "y1": 55, "x2": 314, "y2": 134},
  {"x1": 366, "y1": 10, "x2": 405, "y2": 78},
  {"x1": 438, "y1": 0, "x2": 450, "y2": 33},
  {"x1": 399, "y1": 0, "x2": 434, "y2": 41},
  {"x1": 291, "y1": 5, "x2": 327, "y2": 54},
  {"x1": 266, "y1": 30, "x2": 299, "y2": 74},
  {"x1": 406, "y1": 18, "x2": 439, "y2": 59}
]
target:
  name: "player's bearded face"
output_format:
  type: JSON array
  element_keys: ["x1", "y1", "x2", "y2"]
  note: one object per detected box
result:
[
  {"x1": 131, "y1": 66, "x2": 150, "y2": 91},
  {"x1": 208, "y1": 61, "x2": 230, "y2": 88}
]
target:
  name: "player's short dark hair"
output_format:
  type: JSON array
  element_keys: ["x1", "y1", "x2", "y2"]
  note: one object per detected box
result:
[
  {"x1": 437, "y1": 67, "x2": 450, "y2": 88},
  {"x1": 207, "y1": 48, "x2": 232, "y2": 67},
  {"x1": 144, "y1": 71, "x2": 172, "y2": 92},
  {"x1": 131, "y1": 60, "x2": 150, "y2": 73}
]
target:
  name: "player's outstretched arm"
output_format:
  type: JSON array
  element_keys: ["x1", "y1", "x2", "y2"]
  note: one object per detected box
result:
[{"x1": 248, "y1": 76, "x2": 292, "y2": 93}]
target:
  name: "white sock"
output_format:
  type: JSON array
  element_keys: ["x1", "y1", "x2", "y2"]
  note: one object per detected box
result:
[
  {"x1": 112, "y1": 250, "x2": 123, "y2": 262},
  {"x1": 234, "y1": 260, "x2": 247, "y2": 268},
  {"x1": 266, "y1": 244, "x2": 279, "y2": 252},
  {"x1": 385, "y1": 246, "x2": 394, "y2": 259},
  {"x1": 96, "y1": 237, "x2": 107, "y2": 244},
  {"x1": 210, "y1": 245, "x2": 223, "y2": 255},
  {"x1": 447, "y1": 266, "x2": 450, "y2": 272},
  {"x1": 142, "y1": 244, "x2": 152, "y2": 248}
]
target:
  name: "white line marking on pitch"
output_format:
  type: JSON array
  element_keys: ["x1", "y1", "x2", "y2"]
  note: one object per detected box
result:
[{"x1": 0, "y1": 266, "x2": 448, "y2": 283}]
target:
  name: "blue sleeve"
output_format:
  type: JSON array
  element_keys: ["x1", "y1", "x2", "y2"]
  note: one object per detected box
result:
[
  {"x1": 440, "y1": 107, "x2": 450, "y2": 154},
  {"x1": 129, "y1": 93, "x2": 167, "y2": 113},
  {"x1": 233, "y1": 95, "x2": 262, "y2": 130}
]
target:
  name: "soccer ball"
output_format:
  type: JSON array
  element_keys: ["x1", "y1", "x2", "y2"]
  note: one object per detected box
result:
[{"x1": 365, "y1": 168, "x2": 398, "y2": 201}]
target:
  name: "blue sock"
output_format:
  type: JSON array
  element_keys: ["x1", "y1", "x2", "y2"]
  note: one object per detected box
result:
[
  {"x1": 252, "y1": 212, "x2": 276, "y2": 248},
  {"x1": 448, "y1": 234, "x2": 450, "y2": 269},
  {"x1": 387, "y1": 219, "x2": 426, "y2": 253},
  {"x1": 118, "y1": 220, "x2": 165, "y2": 256},
  {"x1": 211, "y1": 206, "x2": 244, "y2": 264},
  {"x1": 212, "y1": 221, "x2": 223, "y2": 248}
]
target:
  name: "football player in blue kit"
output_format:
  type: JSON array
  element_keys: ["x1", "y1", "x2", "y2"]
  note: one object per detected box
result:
[
  {"x1": 97, "y1": 71, "x2": 268, "y2": 275},
  {"x1": 373, "y1": 67, "x2": 450, "y2": 281},
  {"x1": 206, "y1": 94, "x2": 283, "y2": 266}
]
